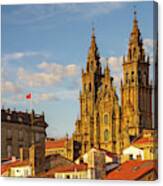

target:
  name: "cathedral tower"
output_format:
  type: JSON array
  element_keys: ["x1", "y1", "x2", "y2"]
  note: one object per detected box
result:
[
  {"x1": 121, "y1": 11, "x2": 153, "y2": 148},
  {"x1": 73, "y1": 28, "x2": 121, "y2": 155},
  {"x1": 79, "y1": 28, "x2": 102, "y2": 154}
]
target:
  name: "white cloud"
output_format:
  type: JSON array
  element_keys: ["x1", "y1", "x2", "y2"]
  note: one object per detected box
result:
[
  {"x1": 143, "y1": 38, "x2": 157, "y2": 57},
  {"x1": 56, "y1": 89, "x2": 79, "y2": 100},
  {"x1": 36, "y1": 93, "x2": 58, "y2": 102},
  {"x1": 107, "y1": 56, "x2": 123, "y2": 72},
  {"x1": 37, "y1": 62, "x2": 79, "y2": 76},
  {"x1": 17, "y1": 67, "x2": 62, "y2": 87},
  {"x1": 100, "y1": 56, "x2": 123, "y2": 98},
  {"x1": 17, "y1": 62, "x2": 80, "y2": 88},
  {"x1": 1, "y1": 81, "x2": 22, "y2": 94},
  {"x1": 2, "y1": 52, "x2": 38, "y2": 62},
  {"x1": 144, "y1": 38, "x2": 153, "y2": 49},
  {"x1": 100, "y1": 56, "x2": 123, "y2": 74}
]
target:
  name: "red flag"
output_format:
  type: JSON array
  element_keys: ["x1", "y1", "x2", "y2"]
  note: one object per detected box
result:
[{"x1": 26, "y1": 93, "x2": 32, "y2": 99}]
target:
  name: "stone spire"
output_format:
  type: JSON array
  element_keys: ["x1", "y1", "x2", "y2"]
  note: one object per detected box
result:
[
  {"x1": 86, "y1": 26, "x2": 101, "y2": 73},
  {"x1": 87, "y1": 26, "x2": 99, "y2": 60},
  {"x1": 127, "y1": 9, "x2": 145, "y2": 62}
]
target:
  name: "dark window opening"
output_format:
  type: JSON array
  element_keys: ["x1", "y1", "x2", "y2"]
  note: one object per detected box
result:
[
  {"x1": 131, "y1": 71, "x2": 134, "y2": 82},
  {"x1": 126, "y1": 72, "x2": 129, "y2": 83},
  {"x1": 89, "y1": 83, "x2": 91, "y2": 91},
  {"x1": 129, "y1": 154, "x2": 134, "y2": 160},
  {"x1": 129, "y1": 135, "x2": 135, "y2": 143},
  {"x1": 138, "y1": 70, "x2": 141, "y2": 83}
]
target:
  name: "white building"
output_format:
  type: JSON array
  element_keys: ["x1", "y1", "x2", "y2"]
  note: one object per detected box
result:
[
  {"x1": 10, "y1": 165, "x2": 32, "y2": 177},
  {"x1": 121, "y1": 145, "x2": 144, "y2": 163}
]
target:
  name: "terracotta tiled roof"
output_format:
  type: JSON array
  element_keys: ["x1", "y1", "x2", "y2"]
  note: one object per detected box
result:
[
  {"x1": 53, "y1": 163, "x2": 87, "y2": 173},
  {"x1": 45, "y1": 138, "x2": 67, "y2": 149},
  {"x1": 39, "y1": 163, "x2": 87, "y2": 177},
  {"x1": 132, "y1": 137, "x2": 157, "y2": 145},
  {"x1": 105, "y1": 160, "x2": 157, "y2": 180},
  {"x1": 1, "y1": 160, "x2": 30, "y2": 174}
]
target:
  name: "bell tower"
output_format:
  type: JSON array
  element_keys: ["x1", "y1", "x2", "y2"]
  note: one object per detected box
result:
[
  {"x1": 121, "y1": 11, "x2": 153, "y2": 148},
  {"x1": 79, "y1": 27, "x2": 102, "y2": 154}
]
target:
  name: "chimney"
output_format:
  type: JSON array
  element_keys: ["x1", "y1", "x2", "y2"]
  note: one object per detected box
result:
[
  {"x1": 19, "y1": 147, "x2": 24, "y2": 161},
  {"x1": 29, "y1": 144, "x2": 35, "y2": 176},
  {"x1": 11, "y1": 156, "x2": 16, "y2": 162}
]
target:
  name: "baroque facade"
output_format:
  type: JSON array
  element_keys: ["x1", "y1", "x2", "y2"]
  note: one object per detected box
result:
[
  {"x1": 1, "y1": 108, "x2": 48, "y2": 174},
  {"x1": 72, "y1": 12, "x2": 153, "y2": 156}
]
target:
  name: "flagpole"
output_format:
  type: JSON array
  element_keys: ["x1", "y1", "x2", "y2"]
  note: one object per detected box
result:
[
  {"x1": 30, "y1": 95, "x2": 32, "y2": 112},
  {"x1": 26, "y1": 92, "x2": 35, "y2": 176}
]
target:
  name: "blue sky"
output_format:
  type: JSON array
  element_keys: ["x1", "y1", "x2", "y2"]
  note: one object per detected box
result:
[{"x1": 1, "y1": 1, "x2": 156, "y2": 138}]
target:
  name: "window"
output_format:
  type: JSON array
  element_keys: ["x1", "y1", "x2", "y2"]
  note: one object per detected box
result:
[
  {"x1": 96, "y1": 113, "x2": 100, "y2": 124},
  {"x1": 104, "y1": 114, "x2": 109, "y2": 125},
  {"x1": 90, "y1": 62, "x2": 93, "y2": 72},
  {"x1": 144, "y1": 72, "x2": 147, "y2": 85},
  {"x1": 18, "y1": 130, "x2": 23, "y2": 141},
  {"x1": 7, "y1": 129, "x2": 12, "y2": 139},
  {"x1": 133, "y1": 47, "x2": 136, "y2": 56},
  {"x1": 89, "y1": 83, "x2": 91, "y2": 91},
  {"x1": 18, "y1": 117, "x2": 23, "y2": 123},
  {"x1": 104, "y1": 129, "x2": 109, "y2": 142},
  {"x1": 7, "y1": 115, "x2": 11, "y2": 121},
  {"x1": 80, "y1": 158, "x2": 84, "y2": 163},
  {"x1": 7, "y1": 145, "x2": 12, "y2": 157},
  {"x1": 129, "y1": 135, "x2": 135, "y2": 143},
  {"x1": 129, "y1": 154, "x2": 134, "y2": 160},
  {"x1": 131, "y1": 71, "x2": 134, "y2": 82},
  {"x1": 35, "y1": 133, "x2": 40, "y2": 143},
  {"x1": 138, "y1": 70, "x2": 141, "y2": 83},
  {"x1": 126, "y1": 72, "x2": 129, "y2": 83}
]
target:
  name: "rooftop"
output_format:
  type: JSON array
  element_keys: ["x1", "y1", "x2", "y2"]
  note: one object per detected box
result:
[
  {"x1": 105, "y1": 160, "x2": 157, "y2": 180},
  {"x1": 45, "y1": 138, "x2": 68, "y2": 149},
  {"x1": 1, "y1": 159, "x2": 30, "y2": 174},
  {"x1": 1, "y1": 108, "x2": 48, "y2": 127},
  {"x1": 39, "y1": 163, "x2": 87, "y2": 177},
  {"x1": 132, "y1": 137, "x2": 157, "y2": 145}
]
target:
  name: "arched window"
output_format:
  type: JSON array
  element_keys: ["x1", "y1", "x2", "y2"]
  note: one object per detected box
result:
[
  {"x1": 133, "y1": 47, "x2": 136, "y2": 56},
  {"x1": 144, "y1": 72, "x2": 147, "y2": 85},
  {"x1": 7, "y1": 145, "x2": 12, "y2": 158},
  {"x1": 35, "y1": 133, "x2": 40, "y2": 142},
  {"x1": 96, "y1": 113, "x2": 100, "y2": 124},
  {"x1": 90, "y1": 62, "x2": 93, "y2": 72},
  {"x1": 18, "y1": 130, "x2": 23, "y2": 141},
  {"x1": 126, "y1": 72, "x2": 129, "y2": 84},
  {"x1": 104, "y1": 114, "x2": 109, "y2": 125},
  {"x1": 104, "y1": 129, "x2": 109, "y2": 142},
  {"x1": 131, "y1": 71, "x2": 134, "y2": 82},
  {"x1": 18, "y1": 117, "x2": 23, "y2": 123},
  {"x1": 7, "y1": 115, "x2": 11, "y2": 121},
  {"x1": 89, "y1": 83, "x2": 91, "y2": 91},
  {"x1": 138, "y1": 70, "x2": 141, "y2": 83},
  {"x1": 7, "y1": 129, "x2": 12, "y2": 139}
]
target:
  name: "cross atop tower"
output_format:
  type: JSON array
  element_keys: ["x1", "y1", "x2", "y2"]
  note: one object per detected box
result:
[
  {"x1": 133, "y1": 5, "x2": 137, "y2": 19},
  {"x1": 91, "y1": 22, "x2": 95, "y2": 38}
]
